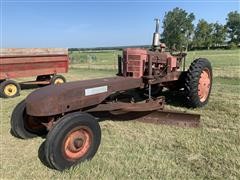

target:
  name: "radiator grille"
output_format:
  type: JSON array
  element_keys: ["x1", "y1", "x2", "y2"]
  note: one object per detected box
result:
[{"x1": 128, "y1": 55, "x2": 141, "y2": 61}]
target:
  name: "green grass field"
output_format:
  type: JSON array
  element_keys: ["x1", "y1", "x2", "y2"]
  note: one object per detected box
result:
[{"x1": 1, "y1": 49, "x2": 240, "y2": 179}]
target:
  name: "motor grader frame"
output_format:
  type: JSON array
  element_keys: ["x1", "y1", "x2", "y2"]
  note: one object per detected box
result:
[{"x1": 10, "y1": 19, "x2": 212, "y2": 171}]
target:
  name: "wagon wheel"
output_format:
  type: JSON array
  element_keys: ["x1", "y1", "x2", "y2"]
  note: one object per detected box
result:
[
  {"x1": 11, "y1": 100, "x2": 47, "y2": 139},
  {"x1": 184, "y1": 58, "x2": 212, "y2": 107},
  {"x1": 51, "y1": 75, "x2": 66, "y2": 85},
  {"x1": 0, "y1": 80, "x2": 20, "y2": 98},
  {"x1": 44, "y1": 112, "x2": 101, "y2": 171}
]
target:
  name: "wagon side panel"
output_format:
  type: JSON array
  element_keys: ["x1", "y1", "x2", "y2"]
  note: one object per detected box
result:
[{"x1": 0, "y1": 55, "x2": 68, "y2": 80}]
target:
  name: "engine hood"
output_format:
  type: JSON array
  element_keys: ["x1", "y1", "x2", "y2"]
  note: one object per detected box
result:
[{"x1": 25, "y1": 77, "x2": 142, "y2": 116}]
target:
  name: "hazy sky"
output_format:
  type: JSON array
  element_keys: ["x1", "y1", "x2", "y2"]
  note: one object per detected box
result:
[{"x1": 1, "y1": 0, "x2": 239, "y2": 48}]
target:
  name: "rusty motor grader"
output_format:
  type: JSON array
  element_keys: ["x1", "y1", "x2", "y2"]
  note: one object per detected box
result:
[{"x1": 11, "y1": 19, "x2": 212, "y2": 171}]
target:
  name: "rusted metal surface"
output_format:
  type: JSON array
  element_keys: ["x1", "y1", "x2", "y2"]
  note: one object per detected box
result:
[
  {"x1": 25, "y1": 70, "x2": 183, "y2": 117},
  {"x1": 41, "y1": 117, "x2": 55, "y2": 131},
  {"x1": 136, "y1": 110, "x2": 200, "y2": 128},
  {"x1": 26, "y1": 76, "x2": 143, "y2": 116},
  {"x1": 151, "y1": 71, "x2": 182, "y2": 84},
  {"x1": 86, "y1": 97, "x2": 164, "y2": 112},
  {"x1": 63, "y1": 126, "x2": 93, "y2": 159},
  {"x1": 92, "y1": 109, "x2": 200, "y2": 128},
  {"x1": 0, "y1": 48, "x2": 68, "y2": 80},
  {"x1": 123, "y1": 48, "x2": 147, "y2": 78}
]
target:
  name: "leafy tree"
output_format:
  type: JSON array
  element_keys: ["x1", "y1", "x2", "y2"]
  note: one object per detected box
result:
[
  {"x1": 193, "y1": 19, "x2": 213, "y2": 49},
  {"x1": 162, "y1": 7, "x2": 195, "y2": 50},
  {"x1": 226, "y1": 11, "x2": 240, "y2": 44},
  {"x1": 212, "y1": 22, "x2": 227, "y2": 47}
]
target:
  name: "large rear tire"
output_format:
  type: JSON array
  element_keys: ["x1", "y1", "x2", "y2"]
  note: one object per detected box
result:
[
  {"x1": 11, "y1": 100, "x2": 47, "y2": 139},
  {"x1": 44, "y1": 112, "x2": 101, "y2": 171},
  {"x1": 184, "y1": 58, "x2": 212, "y2": 108}
]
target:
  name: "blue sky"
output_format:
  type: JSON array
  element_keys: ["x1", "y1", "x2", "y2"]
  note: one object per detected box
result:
[{"x1": 1, "y1": 0, "x2": 239, "y2": 48}]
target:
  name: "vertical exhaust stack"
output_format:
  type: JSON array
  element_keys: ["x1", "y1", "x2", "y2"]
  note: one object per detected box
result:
[{"x1": 152, "y1": 18, "x2": 161, "y2": 50}]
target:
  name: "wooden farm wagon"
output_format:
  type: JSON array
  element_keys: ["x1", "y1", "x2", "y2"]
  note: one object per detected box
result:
[{"x1": 0, "y1": 48, "x2": 69, "y2": 98}]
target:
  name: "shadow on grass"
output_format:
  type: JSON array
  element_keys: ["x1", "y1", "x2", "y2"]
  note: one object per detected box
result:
[
  {"x1": 9, "y1": 128, "x2": 53, "y2": 169},
  {"x1": 90, "y1": 111, "x2": 152, "y2": 122},
  {"x1": 19, "y1": 83, "x2": 40, "y2": 90},
  {"x1": 161, "y1": 90, "x2": 189, "y2": 108}
]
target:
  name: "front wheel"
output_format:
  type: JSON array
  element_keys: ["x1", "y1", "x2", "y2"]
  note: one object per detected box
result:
[
  {"x1": 184, "y1": 58, "x2": 212, "y2": 108},
  {"x1": 11, "y1": 100, "x2": 47, "y2": 139},
  {"x1": 44, "y1": 112, "x2": 101, "y2": 171}
]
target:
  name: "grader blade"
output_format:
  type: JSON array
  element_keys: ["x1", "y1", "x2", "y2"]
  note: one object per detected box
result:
[
  {"x1": 136, "y1": 110, "x2": 200, "y2": 128},
  {"x1": 92, "y1": 109, "x2": 200, "y2": 128}
]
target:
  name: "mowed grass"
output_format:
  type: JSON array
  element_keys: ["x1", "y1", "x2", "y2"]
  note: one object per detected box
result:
[{"x1": 1, "y1": 49, "x2": 240, "y2": 179}]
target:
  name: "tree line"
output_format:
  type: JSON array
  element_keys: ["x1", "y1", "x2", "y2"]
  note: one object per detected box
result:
[{"x1": 162, "y1": 8, "x2": 240, "y2": 50}]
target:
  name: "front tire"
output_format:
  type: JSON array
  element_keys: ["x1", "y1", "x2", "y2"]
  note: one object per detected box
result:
[
  {"x1": 11, "y1": 100, "x2": 47, "y2": 139},
  {"x1": 44, "y1": 112, "x2": 101, "y2": 171},
  {"x1": 184, "y1": 58, "x2": 212, "y2": 108}
]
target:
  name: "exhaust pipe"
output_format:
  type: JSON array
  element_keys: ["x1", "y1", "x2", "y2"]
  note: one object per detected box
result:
[{"x1": 152, "y1": 18, "x2": 160, "y2": 49}]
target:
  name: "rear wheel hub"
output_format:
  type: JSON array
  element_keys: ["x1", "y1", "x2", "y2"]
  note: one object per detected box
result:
[
  {"x1": 198, "y1": 68, "x2": 211, "y2": 102},
  {"x1": 54, "y1": 78, "x2": 64, "y2": 84}
]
